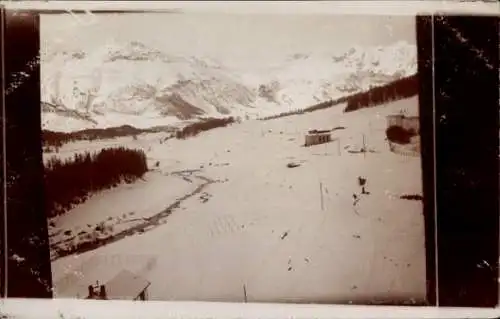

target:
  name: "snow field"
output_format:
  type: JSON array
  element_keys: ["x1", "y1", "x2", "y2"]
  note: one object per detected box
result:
[{"x1": 51, "y1": 96, "x2": 426, "y2": 303}]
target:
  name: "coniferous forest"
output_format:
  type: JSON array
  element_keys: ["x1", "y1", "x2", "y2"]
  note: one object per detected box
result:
[
  {"x1": 344, "y1": 74, "x2": 418, "y2": 112},
  {"x1": 175, "y1": 117, "x2": 236, "y2": 139},
  {"x1": 44, "y1": 147, "x2": 148, "y2": 218}
]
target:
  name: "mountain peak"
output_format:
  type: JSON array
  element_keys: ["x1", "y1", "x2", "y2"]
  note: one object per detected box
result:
[{"x1": 42, "y1": 40, "x2": 418, "y2": 132}]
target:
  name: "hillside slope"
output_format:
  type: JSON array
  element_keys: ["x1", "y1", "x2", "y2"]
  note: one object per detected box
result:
[{"x1": 50, "y1": 96, "x2": 425, "y2": 304}]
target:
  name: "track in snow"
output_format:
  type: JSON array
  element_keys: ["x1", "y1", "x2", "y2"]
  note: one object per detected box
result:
[{"x1": 51, "y1": 169, "x2": 218, "y2": 261}]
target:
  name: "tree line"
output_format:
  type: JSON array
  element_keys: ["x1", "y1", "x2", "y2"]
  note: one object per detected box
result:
[
  {"x1": 44, "y1": 147, "x2": 148, "y2": 217},
  {"x1": 258, "y1": 74, "x2": 418, "y2": 121},
  {"x1": 42, "y1": 117, "x2": 236, "y2": 150},
  {"x1": 175, "y1": 117, "x2": 236, "y2": 139},
  {"x1": 42, "y1": 124, "x2": 176, "y2": 150},
  {"x1": 344, "y1": 74, "x2": 418, "y2": 112},
  {"x1": 258, "y1": 98, "x2": 348, "y2": 121}
]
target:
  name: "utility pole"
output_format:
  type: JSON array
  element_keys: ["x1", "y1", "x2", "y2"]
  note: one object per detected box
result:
[
  {"x1": 362, "y1": 133, "x2": 366, "y2": 159},
  {"x1": 320, "y1": 182, "x2": 324, "y2": 211}
]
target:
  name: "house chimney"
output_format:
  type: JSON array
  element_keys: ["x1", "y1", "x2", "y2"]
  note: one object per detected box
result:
[
  {"x1": 88, "y1": 285, "x2": 94, "y2": 298},
  {"x1": 99, "y1": 284, "x2": 107, "y2": 299}
]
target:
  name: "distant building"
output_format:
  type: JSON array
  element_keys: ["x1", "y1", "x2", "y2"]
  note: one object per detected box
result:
[
  {"x1": 86, "y1": 269, "x2": 151, "y2": 301},
  {"x1": 386, "y1": 114, "x2": 421, "y2": 157},
  {"x1": 386, "y1": 114, "x2": 405, "y2": 128},
  {"x1": 386, "y1": 114, "x2": 419, "y2": 134},
  {"x1": 305, "y1": 130, "x2": 332, "y2": 147}
]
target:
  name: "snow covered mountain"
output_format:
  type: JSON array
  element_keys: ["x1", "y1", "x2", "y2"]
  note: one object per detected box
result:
[{"x1": 41, "y1": 40, "x2": 417, "y2": 132}]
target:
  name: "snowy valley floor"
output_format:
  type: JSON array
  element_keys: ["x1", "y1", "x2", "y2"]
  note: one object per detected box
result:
[{"x1": 48, "y1": 96, "x2": 426, "y2": 304}]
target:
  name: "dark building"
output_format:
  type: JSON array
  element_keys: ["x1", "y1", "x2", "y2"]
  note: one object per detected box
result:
[{"x1": 87, "y1": 269, "x2": 151, "y2": 301}]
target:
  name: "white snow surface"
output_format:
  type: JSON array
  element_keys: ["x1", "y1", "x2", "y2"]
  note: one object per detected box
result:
[
  {"x1": 41, "y1": 40, "x2": 417, "y2": 132},
  {"x1": 50, "y1": 96, "x2": 426, "y2": 303}
]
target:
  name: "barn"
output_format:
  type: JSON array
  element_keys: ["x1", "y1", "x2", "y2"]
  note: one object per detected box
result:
[
  {"x1": 386, "y1": 114, "x2": 420, "y2": 134},
  {"x1": 304, "y1": 130, "x2": 332, "y2": 147},
  {"x1": 86, "y1": 269, "x2": 151, "y2": 301},
  {"x1": 386, "y1": 114, "x2": 421, "y2": 157},
  {"x1": 401, "y1": 116, "x2": 419, "y2": 133}
]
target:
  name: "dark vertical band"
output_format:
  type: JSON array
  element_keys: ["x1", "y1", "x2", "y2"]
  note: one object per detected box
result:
[
  {"x1": 3, "y1": 10, "x2": 52, "y2": 298},
  {"x1": 433, "y1": 15, "x2": 499, "y2": 307},
  {"x1": 416, "y1": 14, "x2": 437, "y2": 307},
  {"x1": 0, "y1": 5, "x2": 6, "y2": 298}
]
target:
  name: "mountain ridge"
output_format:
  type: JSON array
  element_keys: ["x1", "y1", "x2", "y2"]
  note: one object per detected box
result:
[{"x1": 41, "y1": 40, "x2": 417, "y2": 132}]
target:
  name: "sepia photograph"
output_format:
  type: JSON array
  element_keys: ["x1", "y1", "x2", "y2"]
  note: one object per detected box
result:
[{"x1": 40, "y1": 9, "x2": 426, "y2": 304}]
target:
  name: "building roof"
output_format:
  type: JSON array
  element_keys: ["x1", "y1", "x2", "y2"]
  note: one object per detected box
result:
[
  {"x1": 404, "y1": 115, "x2": 419, "y2": 120},
  {"x1": 386, "y1": 114, "x2": 419, "y2": 120},
  {"x1": 386, "y1": 114, "x2": 405, "y2": 118},
  {"x1": 307, "y1": 130, "x2": 331, "y2": 136},
  {"x1": 104, "y1": 269, "x2": 151, "y2": 300}
]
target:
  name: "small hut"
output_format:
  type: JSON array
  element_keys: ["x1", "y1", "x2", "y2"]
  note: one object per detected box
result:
[
  {"x1": 386, "y1": 114, "x2": 405, "y2": 128},
  {"x1": 401, "y1": 116, "x2": 420, "y2": 134},
  {"x1": 305, "y1": 129, "x2": 332, "y2": 147},
  {"x1": 385, "y1": 113, "x2": 421, "y2": 157},
  {"x1": 87, "y1": 269, "x2": 151, "y2": 301},
  {"x1": 386, "y1": 114, "x2": 420, "y2": 134}
]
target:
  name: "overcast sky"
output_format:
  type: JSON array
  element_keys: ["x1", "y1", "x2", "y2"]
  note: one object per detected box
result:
[{"x1": 41, "y1": 12, "x2": 416, "y2": 64}]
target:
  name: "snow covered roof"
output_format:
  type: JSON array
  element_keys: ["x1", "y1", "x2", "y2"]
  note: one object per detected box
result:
[
  {"x1": 103, "y1": 269, "x2": 151, "y2": 300},
  {"x1": 387, "y1": 113, "x2": 419, "y2": 120},
  {"x1": 307, "y1": 129, "x2": 331, "y2": 135},
  {"x1": 386, "y1": 114, "x2": 405, "y2": 119}
]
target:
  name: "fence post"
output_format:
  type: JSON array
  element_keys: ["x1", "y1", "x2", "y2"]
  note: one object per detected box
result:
[
  {"x1": 362, "y1": 133, "x2": 366, "y2": 159},
  {"x1": 320, "y1": 182, "x2": 324, "y2": 211}
]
